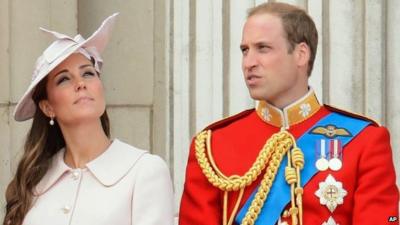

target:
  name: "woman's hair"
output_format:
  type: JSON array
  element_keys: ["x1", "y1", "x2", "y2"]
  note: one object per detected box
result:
[{"x1": 3, "y1": 63, "x2": 110, "y2": 225}]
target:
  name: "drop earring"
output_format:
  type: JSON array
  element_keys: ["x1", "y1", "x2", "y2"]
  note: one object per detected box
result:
[{"x1": 49, "y1": 117, "x2": 55, "y2": 126}]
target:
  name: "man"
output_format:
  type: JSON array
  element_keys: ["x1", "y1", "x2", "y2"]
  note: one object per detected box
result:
[{"x1": 179, "y1": 2, "x2": 399, "y2": 225}]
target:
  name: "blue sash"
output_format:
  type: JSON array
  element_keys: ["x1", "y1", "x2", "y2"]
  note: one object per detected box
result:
[{"x1": 235, "y1": 112, "x2": 371, "y2": 225}]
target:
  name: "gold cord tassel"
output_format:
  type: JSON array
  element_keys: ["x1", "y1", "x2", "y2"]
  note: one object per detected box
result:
[
  {"x1": 284, "y1": 140, "x2": 304, "y2": 225},
  {"x1": 292, "y1": 147, "x2": 304, "y2": 225}
]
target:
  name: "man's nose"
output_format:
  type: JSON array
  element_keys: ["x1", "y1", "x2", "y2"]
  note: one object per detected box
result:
[{"x1": 242, "y1": 50, "x2": 258, "y2": 71}]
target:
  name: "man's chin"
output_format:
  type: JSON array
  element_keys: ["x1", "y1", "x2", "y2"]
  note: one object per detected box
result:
[{"x1": 248, "y1": 91, "x2": 268, "y2": 101}]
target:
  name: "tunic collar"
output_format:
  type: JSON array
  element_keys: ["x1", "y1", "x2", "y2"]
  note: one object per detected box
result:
[
  {"x1": 255, "y1": 88, "x2": 321, "y2": 128},
  {"x1": 35, "y1": 139, "x2": 147, "y2": 195}
]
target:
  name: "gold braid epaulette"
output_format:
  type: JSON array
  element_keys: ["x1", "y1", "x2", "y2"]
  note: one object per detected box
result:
[{"x1": 194, "y1": 129, "x2": 303, "y2": 225}]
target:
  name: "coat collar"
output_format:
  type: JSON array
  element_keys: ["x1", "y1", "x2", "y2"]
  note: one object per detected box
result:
[
  {"x1": 35, "y1": 139, "x2": 147, "y2": 195},
  {"x1": 255, "y1": 88, "x2": 321, "y2": 129}
]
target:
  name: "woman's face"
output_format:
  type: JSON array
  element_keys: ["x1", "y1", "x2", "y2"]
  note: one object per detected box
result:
[{"x1": 39, "y1": 53, "x2": 106, "y2": 126}]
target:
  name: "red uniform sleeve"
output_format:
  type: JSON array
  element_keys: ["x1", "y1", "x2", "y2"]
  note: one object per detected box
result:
[
  {"x1": 179, "y1": 139, "x2": 222, "y2": 225},
  {"x1": 352, "y1": 126, "x2": 399, "y2": 225}
]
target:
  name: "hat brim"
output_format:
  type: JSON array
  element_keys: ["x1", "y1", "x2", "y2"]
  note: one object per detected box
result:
[{"x1": 14, "y1": 42, "x2": 86, "y2": 121}]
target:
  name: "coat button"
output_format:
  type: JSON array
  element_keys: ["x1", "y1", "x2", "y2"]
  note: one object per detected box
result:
[
  {"x1": 72, "y1": 170, "x2": 80, "y2": 180},
  {"x1": 62, "y1": 205, "x2": 71, "y2": 214}
]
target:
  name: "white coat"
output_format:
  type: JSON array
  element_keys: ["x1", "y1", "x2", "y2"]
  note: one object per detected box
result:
[{"x1": 22, "y1": 139, "x2": 174, "y2": 225}]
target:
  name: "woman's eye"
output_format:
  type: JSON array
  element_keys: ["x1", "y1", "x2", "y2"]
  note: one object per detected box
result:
[
  {"x1": 83, "y1": 71, "x2": 95, "y2": 77},
  {"x1": 56, "y1": 76, "x2": 69, "y2": 85}
]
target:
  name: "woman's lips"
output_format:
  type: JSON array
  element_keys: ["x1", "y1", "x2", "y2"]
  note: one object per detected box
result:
[{"x1": 74, "y1": 96, "x2": 94, "y2": 104}]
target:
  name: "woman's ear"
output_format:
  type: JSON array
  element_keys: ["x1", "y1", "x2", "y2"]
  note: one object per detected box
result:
[{"x1": 38, "y1": 100, "x2": 55, "y2": 118}]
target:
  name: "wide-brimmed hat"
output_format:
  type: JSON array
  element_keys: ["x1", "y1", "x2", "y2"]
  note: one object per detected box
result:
[{"x1": 14, "y1": 13, "x2": 119, "y2": 121}]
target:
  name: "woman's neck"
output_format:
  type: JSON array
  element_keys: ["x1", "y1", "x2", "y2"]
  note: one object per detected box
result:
[{"x1": 60, "y1": 120, "x2": 111, "y2": 169}]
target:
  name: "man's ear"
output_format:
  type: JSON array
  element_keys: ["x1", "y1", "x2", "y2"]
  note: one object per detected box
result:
[
  {"x1": 295, "y1": 42, "x2": 311, "y2": 68},
  {"x1": 38, "y1": 100, "x2": 55, "y2": 118}
]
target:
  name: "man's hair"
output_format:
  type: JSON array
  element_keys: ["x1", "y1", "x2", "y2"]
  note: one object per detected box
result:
[{"x1": 248, "y1": 2, "x2": 318, "y2": 76}]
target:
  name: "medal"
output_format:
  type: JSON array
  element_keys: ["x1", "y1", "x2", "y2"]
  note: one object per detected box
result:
[
  {"x1": 322, "y1": 216, "x2": 339, "y2": 225},
  {"x1": 329, "y1": 158, "x2": 342, "y2": 171},
  {"x1": 315, "y1": 139, "x2": 329, "y2": 171},
  {"x1": 315, "y1": 174, "x2": 347, "y2": 212},
  {"x1": 328, "y1": 140, "x2": 342, "y2": 171}
]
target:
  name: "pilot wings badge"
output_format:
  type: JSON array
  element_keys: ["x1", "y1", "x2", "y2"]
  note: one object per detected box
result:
[{"x1": 310, "y1": 125, "x2": 352, "y2": 139}]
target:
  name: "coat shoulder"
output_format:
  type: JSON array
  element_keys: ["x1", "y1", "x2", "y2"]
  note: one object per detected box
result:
[
  {"x1": 203, "y1": 108, "x2": 255, "y2": 131},
  {"x1": 324, "y1": 104, "x2": 380, "y2": 127}
]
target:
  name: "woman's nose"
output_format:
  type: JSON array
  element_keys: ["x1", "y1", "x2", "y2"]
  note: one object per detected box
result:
[{"x1": 75, "y1": 79, "x2": 86, "y2": 91}]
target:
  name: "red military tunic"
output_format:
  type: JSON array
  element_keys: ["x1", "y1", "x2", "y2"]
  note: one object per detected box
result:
[{"x1": 179, "y1": 90, "x2": 399, "y2": 225}]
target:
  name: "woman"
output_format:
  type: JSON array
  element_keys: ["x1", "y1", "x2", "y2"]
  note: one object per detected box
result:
[{"x1": 3, "y1": 13, "x2": 174, "y2": 225}]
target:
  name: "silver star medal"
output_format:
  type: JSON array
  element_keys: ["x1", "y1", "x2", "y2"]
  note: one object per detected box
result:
[
  {"x1": 322, "y1": 216, "x2": 339, "y2": 225},
  {"x1": 315, "y1": 174, "x2": 347, "y2": 212},
  {"x1": 328, "y1": 139, "x2": 342, "y2": 171},
  {"x1": 315, "y1": 139, "x2": 329, "y2": 171}
]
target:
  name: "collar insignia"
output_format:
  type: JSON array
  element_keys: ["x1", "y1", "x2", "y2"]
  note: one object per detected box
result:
[{"x1": 256, "y1": 88, "x2": 321, "y2": 128}]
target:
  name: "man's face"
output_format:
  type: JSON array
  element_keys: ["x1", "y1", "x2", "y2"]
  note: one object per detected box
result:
[{"x1": 241, "y1": 13, "x2": 306, "y2": 108}]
